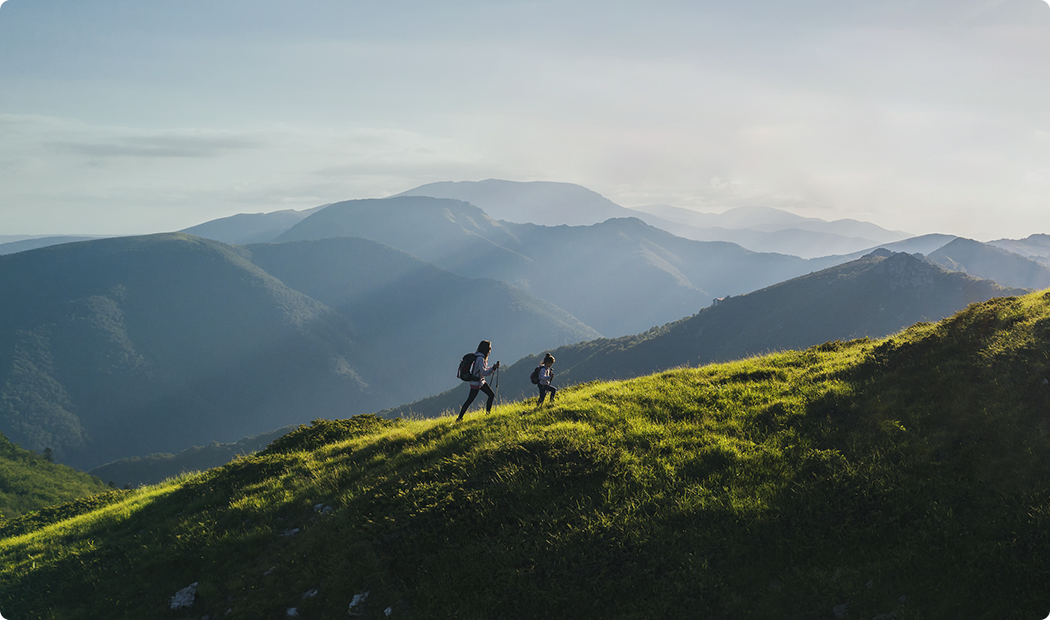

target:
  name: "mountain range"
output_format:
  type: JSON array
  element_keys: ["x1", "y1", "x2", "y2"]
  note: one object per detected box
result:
[
  {"x1": 179, "y1": 205, "x2": 327, "y2": 245},
  {"x1": 988, "y1": 233, "x2": 1050, "y2": 265},
  {"x1": 628, "y1": 203, "x2": 911, "y2": 258},
  {"x1": 0, "y1": 179, "x2": 1044, "y2": 477},
  {"x1": 274, "y1": 195, "x2": 829, "y2": 337},
  {"x1": 396, "y1": 179, "x2": 631, "y2": 227},
  {"x1": 928, "y1": 237, "x2": 1050, "y2": 290},
  {"x1": 0, "y1": 233, "x2": 595, "y2": 470},
  {"x1": 86, "y1": 244, "x2": 1031, "y2": 487},
  {"x1": 167, "y1": 179, "x2": 913, "y2": 259},
  {"x1": 0, "y1": 236, "x2": 109, "y2": 256},
  {"x1": 397, "y1": 179, "x2": 912, "y2": 257}
]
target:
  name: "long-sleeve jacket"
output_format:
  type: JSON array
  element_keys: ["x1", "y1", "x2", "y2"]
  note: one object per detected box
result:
[
  {"x1": 537, "y1": 366, "x2": 554, "y2": 387},
  {"x1": 470, "y1": 353, "x2": 496, "y2": 388}
]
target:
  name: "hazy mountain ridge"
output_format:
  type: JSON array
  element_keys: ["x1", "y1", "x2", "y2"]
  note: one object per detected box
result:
[
  {"x1": 396, "y1": 179, "x2": 631, "y2": 226},
  {"x1": 396, "y1": 179, "x2": 910, "y2": 257},
  {"x1": 0, "y1": 236, "x2": 111, "y2": 256},
  {"x1": 275, "y1": 196, "x2": 533, "y2": 281},
  {"x1": 634, "y1": 203, "x2": 908, "y2": 239},
  {"x1": 628, "y1": 203, "x2": 911, "y2": 257},
  {"x1": 87, "y1": 425, "x2": 296, "y2": 489},
  {"x1": 276, "y1": 196, "x2": 821, "y2": 336},
  {"x1": 242, "y1": 235, "x2": 600, "y2": 395},
  {"x1": 172, "y1": 181, "x2": 1042, "y2": 309},
  {"x1": 635, "y1": 224, "x2": 894, "y2": 259},
  {"x1": 929, "y1": 237, "x2": 1050, "y2": 290},
  {"x1": 988, "y1": 233, "x2": 1050, "y2": 265},
  {"x1": 179, "y1": 207, "x2": 325, "y2": 245},
  {"x1": 502, "y1": 217, "x2": 816, "y2": 335},
  {"x1": 828, "y1": 232, "x2": 961, "y2": 262}
]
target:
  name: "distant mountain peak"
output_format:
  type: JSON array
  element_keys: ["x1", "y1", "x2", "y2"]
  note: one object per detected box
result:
[
  {"x1": 929, "y1": 236, "x2": 1050, "y2": 290},
  {"x1": 396, "y1": 179, "x2": 630, "y2": 227}
]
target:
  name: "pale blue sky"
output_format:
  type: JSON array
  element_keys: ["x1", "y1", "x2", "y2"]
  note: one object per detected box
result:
[{"x1": 1, "y1": 0, "x2": 1049, "y2": 239}]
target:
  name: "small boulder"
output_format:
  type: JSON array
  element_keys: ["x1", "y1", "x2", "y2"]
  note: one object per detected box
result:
[
  {"x1": 170, "y1": 582, "x2": 198, "y2": 610},
  {"x1": 348, "y1": 591, "x2": 370, "y2": 616}
]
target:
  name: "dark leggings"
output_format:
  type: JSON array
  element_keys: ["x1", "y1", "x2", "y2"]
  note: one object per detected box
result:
[
  {"x1": 459, "y1": 383, "x2": 495, "y2": 419},
  {"x1": 537, "y1": 384, "x2": 557, "y2": 404}
]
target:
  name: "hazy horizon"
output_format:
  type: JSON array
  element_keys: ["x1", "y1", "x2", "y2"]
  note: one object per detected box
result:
[{"x1": 2, "y1": 0, "x2": 1049, "y2": 241}]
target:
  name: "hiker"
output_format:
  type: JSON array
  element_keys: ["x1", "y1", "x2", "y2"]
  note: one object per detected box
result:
[
  {"x1": 457, "y1": 340, "x2": 500, "y2": 421},
  {"x1": 536, "y1": 352, "x2": 557, "y2": 405}
]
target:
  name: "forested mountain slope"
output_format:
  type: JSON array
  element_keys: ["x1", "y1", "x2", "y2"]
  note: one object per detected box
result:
[{"x1": 0, "y1": 234, "x2": 594, "y2": 470}]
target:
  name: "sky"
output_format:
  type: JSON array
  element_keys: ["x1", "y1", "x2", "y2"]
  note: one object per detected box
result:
[{"x1": 1, "y1": 0, "x2": 1049, "y2": 240}]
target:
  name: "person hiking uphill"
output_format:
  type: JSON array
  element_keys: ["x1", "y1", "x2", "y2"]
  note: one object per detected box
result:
[
  {"x1": 457, "y1": 340, "x2": 500, "y2": 422},
  {"x1": 535, "y1": 352, "x2": 557, "y2": 405}
]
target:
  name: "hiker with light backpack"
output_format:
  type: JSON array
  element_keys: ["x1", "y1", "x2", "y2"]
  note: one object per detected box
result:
[
  {"x1": 531, "y1": 352, "x2": 557, "y2": 405},
  {"x1": 456, "y1": 340, "x2": 500, "y2": 422}
]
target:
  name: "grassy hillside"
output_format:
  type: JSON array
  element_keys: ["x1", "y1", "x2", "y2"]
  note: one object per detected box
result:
[
  {"x1": 0, "y1": 432, "x2": 110, "y2": 520},
  {"x1": 2, "y1": 290, "x2": 1050, "y2": 619},
  {"x1": 387, "y1": 250, "x2": 1028, "y2": 418}
]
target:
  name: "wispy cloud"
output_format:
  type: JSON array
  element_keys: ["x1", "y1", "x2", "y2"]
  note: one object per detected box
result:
[
  {"x1": 47, "y1": 134, "x2": 263, "y2": 160},
  {"x1": 2, "y1": 114, "x2": 264, "y2": 160}
]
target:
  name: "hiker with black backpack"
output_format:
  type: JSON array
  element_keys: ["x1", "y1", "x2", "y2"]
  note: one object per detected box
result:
[
  {"x1": 532, "y1": 352, "x2": 557, "y2": 405},
  {"x1": 456, "y1": 340, "x2": 500, "y2": 422}
]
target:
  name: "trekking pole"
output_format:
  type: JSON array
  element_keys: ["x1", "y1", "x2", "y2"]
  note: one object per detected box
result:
[{"x1": 495, "y1": 366, "x2": 500, "y2": 408}]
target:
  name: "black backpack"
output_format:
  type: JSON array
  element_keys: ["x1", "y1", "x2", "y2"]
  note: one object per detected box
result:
[
  {"x1": 458, "y1": 353, "x2": 480, "y2": 382},
  {"x1": 530, "y1": 365, "x2": 541, "y2": 385}
]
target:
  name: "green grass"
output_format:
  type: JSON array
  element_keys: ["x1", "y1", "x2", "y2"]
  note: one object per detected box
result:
[
  {"x1": 2, "y1": 291, "x2": 1050, "y2": 619},
  {"x1": 0, "y1": 433, "x2": 112, "y2": 520}
]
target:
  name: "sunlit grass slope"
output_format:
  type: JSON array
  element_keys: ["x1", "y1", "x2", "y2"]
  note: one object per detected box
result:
[
  {"x1": 0, "y1": 433, "x2": 111, "y2": 519},
  {"x1": 2, "y1": 291, "x2": 1050, "y2": 619}
]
